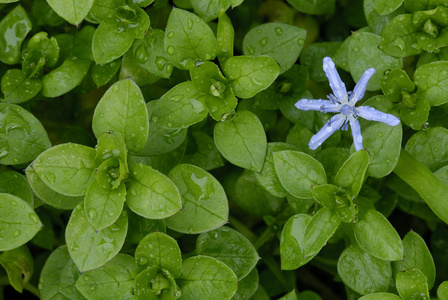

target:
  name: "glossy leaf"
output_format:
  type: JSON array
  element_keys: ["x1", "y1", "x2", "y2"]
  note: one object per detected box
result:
[
  {"x1": 38, "y1": 245, "x2": 84, "y2": 300},
  {"x1": 65, "y1": 202, "x2": 128, "y2": 272},
  {"x1": 372, "y1": 0, "x2": 403, "y2": 15},
  {"x1": 338, "y1": 245, "x2": 392, "y2": 295},
  {"x1": 0, "y1": 193, "x2": 42, "y2": 251},
  {"x1": 214, "y1": 110, "x2": 267, "y2": 172},
  {"x1": 0, "y1": 103, "x2": 51, "y2": 165},
  {"x1": 0, "y1": 5, "x2": 32, "y2": 64},
  {"x1": 0, "y1": 245, "x2": 33, "y2": 293},
  {"x1": 32, "y1": 143, "x2": 96, "y2": 197},
  {"x1": 177, "y1": 256, "x2": 238, "y2": 300},
  {"x1": 358, "y1": 293, "x2": 402, "y2": 300},
  {"x1": 191, "y1": 0, "x2": 231, "y2": 22},
  {"x1": 354, "y1": 209, "x2": 404, "y2": 261},
  {"x1": 46, "y1": 0, "x2": 94, "y2": 25},
  {"x1": 285, "y1": 0, "x2": 335, "y2": 15},
  {"x1": 223, "y1": 56, "x2": 280, "y2": 99},
  {"x1": 0, "y1": 171, "x2": 33, "y2": 207},
  {"x1": 274, "y1": 150, "x2": 327, "y2": 199},
  {"x1": 380, "y1": 69, "x2": 415, "y2": 102},
  {"x1": 166, "y1": 164, "x2": 229, "y2": 234},
  {"x1": 1, "y1": 69, "x2": 42, "y2": 104},
  {"x1": 414, "y1": 61, "x2": 448, "y2": 106},
  {"x1": 396, "y1": 268, "x2": 429, "y2": 300},
  {"x1": 217, "y1": 13, "x2": 234, "y2": 63},
  {"x1": 77, "y1": 254, "x2": 139, "y2": 299},
  {"x1": 127, "y1": 163, "x2": 182, "y2": 219},
  {"x1": 134, "y1": 267, "x2": 180, "y2": 300},
  {"x1": 151, "y1": 82, "x2": 208, "y2": 129},
  {"x1": 92, "y1": 79, "x2": 149, "y2": 152},
  {"x1": 379, "y1": 14, "x2": 421, "y2": 57},
  {"x1": 91, "y1": 59, "x2": 122, "y2": 87},
  {"x1": 135, "y1": 232, "x2": 182, "y2": 277},
  {"x1": 196, "y1": 226, "x2": 259, "y2": 279},
  {"x1": 392, "y1": 231, "x2": 436, "y2": 289},
  {"x1": 182, "y1": 130, "x2": 225, "y2": 171},
  {"x1": 334, "y1": 150, "x2": 370, "y2": 197},
  {"x1": 232, "y1": 268, "x2": 259, "y2": 300},
  {"x1": 164, "y1": 8, "x2": 217, "y2": 70},
  {"x1": 243, "y1": 23, "x2": 306, "y2": 74},
  {"x1": 41, "y1": 58, "x2": 91, "y2": 97}
]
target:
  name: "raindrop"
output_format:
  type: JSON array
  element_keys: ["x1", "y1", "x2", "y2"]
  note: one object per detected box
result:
[
  {"x1": 90, "y1": 286, "x2": 96, "y2": 291},
  {"x1": 187, "y1": 18, "x2": 194, "y2": 29},
  {"x1": 88, "y1": 208, "x2": 97, "y2": 220},
  {"x1": 275, "y1": 27, "x2": 283, "y2": 35},
  {"x1": 155, "y1": 57, "x2": 168, "y2": 71},
  {"x1": 84, "y1": 276, "x2": 90, "y2": 281},
  {"x1": 167, "y1": 31, "x2": 175, "y2": 39},
  {"x1": 135, "y1": 45, "x2": 149, "y2": 63},
  {"x1": 246, "y1": 45, "x2": 255, "y2": 55},
  {"x1": 13, "y1": 230, "x2": 20, "y2": 237},
  {"x1": 10, "y1": 201, "x2": 17, "y2": 206},
  {"x1": 113, "y1": 85, "x2": 119, "y2": 92},
  {"x1": 139, "y1": 257, "x2": 148, "y2": 265},
  {"x1": 29, "y1": 213, "x2": 40, "y2": 223},
  {"x1": 167, "y1": 46, "x2": 175, "y2": 55},
  {"x1": 385, "y1": 159, "x2": 391, "y2": 164},
  {"x1": 167, "y1": 122, "x2": 173, "y2": 128},
  {"x1": 259, "y1": 38, "x2": 268, "y2": 46},
  {"x1": 298, "y1": 39, "x2": 305, "y2": 45}
]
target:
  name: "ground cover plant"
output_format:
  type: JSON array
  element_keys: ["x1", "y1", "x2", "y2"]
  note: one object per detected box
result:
[{"x1": 1, "y1": 0, "x2": 448, "y2": 299}]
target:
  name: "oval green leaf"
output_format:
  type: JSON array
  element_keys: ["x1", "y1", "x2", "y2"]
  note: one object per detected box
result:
[
  {"x1": 280, "y1": 214, "x2": 311, "y2": 270},
  {"x1": 396, "y1": 268, "x2": 429, "y2": 300},
  {"x1": 0, "y1": 193, "x2": 42, "y2": 251},
  {"x1": 166, "y1": 164, "x2": 229, "y2": 234},
  {"x1": 1, "y1": 69, "x2": 42, "y2": 104},
  {"x1": 92, "y1": 78, "x2": 149, "y2": 152},
  {"x1": 379, "y1": 14, "x2": 421, "y2": 57},
  {"x1": 127, "y1": 163, "x2": 182, "y2": 219},
  {"x1": 214, "y1": 110, "x2": 267, "y2": 172},
  {"x1": 414, "y1": 61, "x2": 448, "y2": 106},
  {"x1": 334, "y1": 150, "x2": 370, "y2": 198},
  {"x1": 0, "y1": 171, "x2": 33, "y2": 207},
  {"x1": 65, "y1": 202, "x2": 128, "y2": 272},
  {"x1": 46, "y1": 0, "x2": 94, "y2": 25}
]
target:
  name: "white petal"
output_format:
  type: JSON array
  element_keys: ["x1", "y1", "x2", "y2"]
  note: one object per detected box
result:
[
  {"x1": 357, "y1": 106, "x2": 400, "y2": 126},
  {"x1": 309, "y1": 114, "x2": 346, "y2": 150},
  {"x1": 351, "y1": 67, "x2": 376, "y2": 105},
  {"x1": 322, "y1": 57, "x2": 347, "y2": 101},
  {"x1": 349, "y1": 116, "x2": 363, "y2": 151},
  {"x1": 295, "y1": 99, "x2": 341, "y2": 112}
]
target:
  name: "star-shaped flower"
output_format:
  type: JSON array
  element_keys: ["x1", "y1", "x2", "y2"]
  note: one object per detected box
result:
[{"x1": 295, "y1": 57, "x2": 400, "y2": 151}]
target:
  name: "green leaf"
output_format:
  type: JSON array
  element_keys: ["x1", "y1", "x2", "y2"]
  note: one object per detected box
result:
[
  {"x1": 65, "y1": 202, "x2": 128, "y2": 272},
  {"x1": 234, "y1": 170, "x2": 286, "y2": 217},
  {"x1": 32, "y1": 143, "x2": 96, "y2": 197},
  {"x1": 91, "y1": 59, "x2": 122, "y2": 87},
  {"x1": 217, "y1": 13, "x2": 234, "y2": 64},
  {"x1": 0, "y1": 103, "x2": 51, "y2": 165},
  {"x1": 77, "y1": 254, "x2": 139, "y2": 299},
  {"x1": 84, "y1": 180, "x2": 126, "y2": 231},
  {"x1": 1, "y1": 69, "x2": 42, "y2": 104},
  {"x1": 42, "y1": 58, "x2": 91, "y2": 98},
  {"x1": 334, "y1": 150, "x2": 370, "y2": 198},
  {"x1": 358, "y1": 293, "x2": 402, "y2": 300},
  {"x1": 0, "y1": 193, "x2": 42, "y2": 251},
  {"x1": 191, "y1": 0, "x2": 231, "y2": 22},
  {"x1": 88, "y1": 0, "x2": 126, "y2": 23},
  {"x1": 438, "y1": 281, "x2": 448, "y2": 300},
  {"x1": 312, "y1": 184, "x2": 341, "y2": 210},
  {"x1": 0, "y1": 245, "x2": 33, "y2": 293},
  {"x1": 0, "y1": 171, "x2": 33, "y2": 207},
  {"x1": 125, "y1": 209, "x2": 166, "y2": 246},
  {"x1": 46, "y1": 0, "x2": 94, "y2": 25},
  {"x1": 133, "y1": 29, "x2": 173, "y2": 78},
  {"x1": 151, "y1": 82, "x2": 208, "y2": 129},
  {"x1": 166, "y1": 164, "x2": 229, "y2": 234},
  {"x1": 400, "y1": 93, "x2": 430, "y2": 130},
  {"x1": 414, "y1": 61, "x2": 448, "y2": 106},
  {"x1": 404, "y1": 0, "x2": 447, "y2": 12},
  {"x1": 380, "y1": 69, "x2": 415, "y2": 102},
  {"x1": 254, "y1": 143, "x2": 297, "y2": 198},
  {"x1": 127, "y1": 163, "x2": 182, "y2": 219},
  {"x1": 25, "y1": 167, "x2": 83, "y2": 210},
  {"x1": 300, "y1": 42, "x2": 341, "y2": 82},
  {"x1": 243, "y1": 23, "x2": 306, "y2": 74},
  {"x1": 232, "y1": 268, "x2": 259, "y2": 300},
  {"x1": 196, "y1": 226, "x2": 259, "y2": 279},
  {"x1": 396, "y1": 268, "x2": 430, "y2": 300},
  {"x1": 273, "y1": 150, "x2": 327, "y2": 199},
  {"x1": 349, "y1": 32, "x2": 402, "y2": 91},
  {"x1": 177, "y1": 256, "x2": 238, "y2": 300},
  {"x1": 337, "y1": 245, "x2": 392, "y2": 295},
  {"x1": 354, "y1": 209, "x2": 403, "y2": 261},
  {"x1": 372, "y1": 0, "x2": 403, "y2": 15},
  {"x1": 223, "y1": 56, "x2": 280, "y2": 99},
  {"x1": 379, "y1": 14, "x2": 421, "y2": 57},
  {"x1": 182, "y1": 130, "x2": 225, "y2": 171},
  {"x1": 95, "y1": 132, "x2": 128, "y2": 166},
  {"x1": 0, "y1": 5, "x2": 32, "y2": 64},
  {"x1": 214, "y1": 110, "x2": 267, "y2": 172},
  {"x1": 164, "y1": 8, "x2": 217, "y2": 70},
  {"x1": 93, "y1": 78, "x2": 149, "y2": 152},
  {"x1": 364, "y1": 0, "x2": 406, "y2": 35},
  {"x1": 135, "y1": 232, "x2": 182, "y2": 277},
  {"x1": 285, "y1": 0, "x2": 335, "y2": 15},
  {"x1": 405, "y1": 127, "x2": 448, "y2": 172},
  {"x1": 39, "y1": 245, "x2": 84, "y2": 300},
  {"x1": 134, "y1": 267, "x2": 180, "y2": 300},
  {"x1": 392, "y1": 231, "x2": 436, "y2": 289}
]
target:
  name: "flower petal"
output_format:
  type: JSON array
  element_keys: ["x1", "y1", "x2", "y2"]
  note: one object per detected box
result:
[
  {"x1": 351, "y1": 67, "x2": 376, "y2": 105},
  {"x1": 349, "y1": 115, "x2": 363, "y2": 151},
  {"x1": 357, "y1": 106, "x2": 400, "y2": 126},
  {"x1": 322, "y1": 57, "x2": 347, "y2": 101},
  {"x1": 309, "y1": 114, "x2": 346, "y2": 150},
  {"x1": 295, "y1": 99, "x2": 341, "y2": 112}
]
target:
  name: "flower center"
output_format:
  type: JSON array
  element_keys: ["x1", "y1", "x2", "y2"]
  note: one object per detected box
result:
[{"x1": 340, "y1": 104, "x2": 353, "y2": 115}]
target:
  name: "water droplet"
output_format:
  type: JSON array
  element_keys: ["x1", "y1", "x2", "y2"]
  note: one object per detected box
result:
[
  {"x1": 29, "y1": 213, "x2": 39, "y2": 223},
  {"x1": 167, "y1": 46, "x2": 175, "y2": 55},
  {"x1": 194, "y1": 59, "x2": 204, "y2": 67},
  {"x1": 167, "y1": 122, "x2": 173, "y2": 128},
  {"x1": 84, "y1": 276, "x2": 90, "y2": 281},
  {"x1": 10, "y1": 201, "x2": 17, "y2": 206},
  {"x1": 246, "y1": 45, "x2": 255, "y2": 55},
  {"x1": 377, "y1": 132, "x2": 383, "y2": 137},
  {"x1": 135, "y1": 45, "x2": 149, "y2": 63},
  {"x1": 155, "y1": 56, "x2": 168, "y2": 71},
  {"x1": 113, "y1": 85, "x2": 119, "y2": 92},
  {"x1": 167, "y1": 31, "x2": 175, "y2": 39},
  {"x1": 131, "y1": 190, "x2": 137, "y2": 196},
  {"x1": 187, "y1": 18, "x2": 194, "y2": 30},
  {"x1": 139, "y1": 257, "x2": 148, "y2": 265},
  {"x1": 256, "y1": 29, "x2": 262, "y2": 34},
  {"x1": 88, "y1": 208, "x2": 97, "y2": 220},
  {"x1": 353, "y1": 47, "x2": 359, "y2": 52},
  {"x1": 298, "y1": 39, "x2": 305, "y2": 45},
  {"x1": 90, "y1": 286, "x2": 96, "y2": 291},
  {"x1": 14, "y1": 230, "x2": 20, "y2": 237},
  {"x1": 259, "y1": 37, "x2": 268, "y2": 46},
  {"x1": 275, "y1": 27, "x2": 283, "y2": 35},
  {"x1": 385, "y1": 159, "x2": 391, "y2": 164}
]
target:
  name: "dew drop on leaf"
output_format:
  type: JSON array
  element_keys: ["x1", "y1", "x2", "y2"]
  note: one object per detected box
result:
[{"x1": 88, "y1": 208, "x2": 97, "y2": 220}]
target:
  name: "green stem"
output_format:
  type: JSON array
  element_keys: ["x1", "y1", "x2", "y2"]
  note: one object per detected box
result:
[
  {"x1": 253, "y1": 227, "x2": 275, "y2": 250},
  {"x1": 228, "y1": 215, "x2": 258, "y2": 243},
  {"x1": 393, "y1": 148, "x2": 448, "y2": 224}
]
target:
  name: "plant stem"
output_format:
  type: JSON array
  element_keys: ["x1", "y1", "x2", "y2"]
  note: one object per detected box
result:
[
  {"x1": 228, "y1": 215, "x2": 258, "y2": 243},
  {"x1": 253, "y1": 227, "x2": 275, "y2": 250},
  {"x1": 393, "y1": 148, "x2": 448, "y2": 224}
]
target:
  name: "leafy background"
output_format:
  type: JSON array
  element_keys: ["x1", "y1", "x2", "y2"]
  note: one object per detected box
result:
[{"x1": 1, "y1": 0, "x2": 448, "y2": 299}]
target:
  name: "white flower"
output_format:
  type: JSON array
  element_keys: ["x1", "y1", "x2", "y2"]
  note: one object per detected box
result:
[{"x1": 295, "y1": 57, "x2": 400, "y2": 151}]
